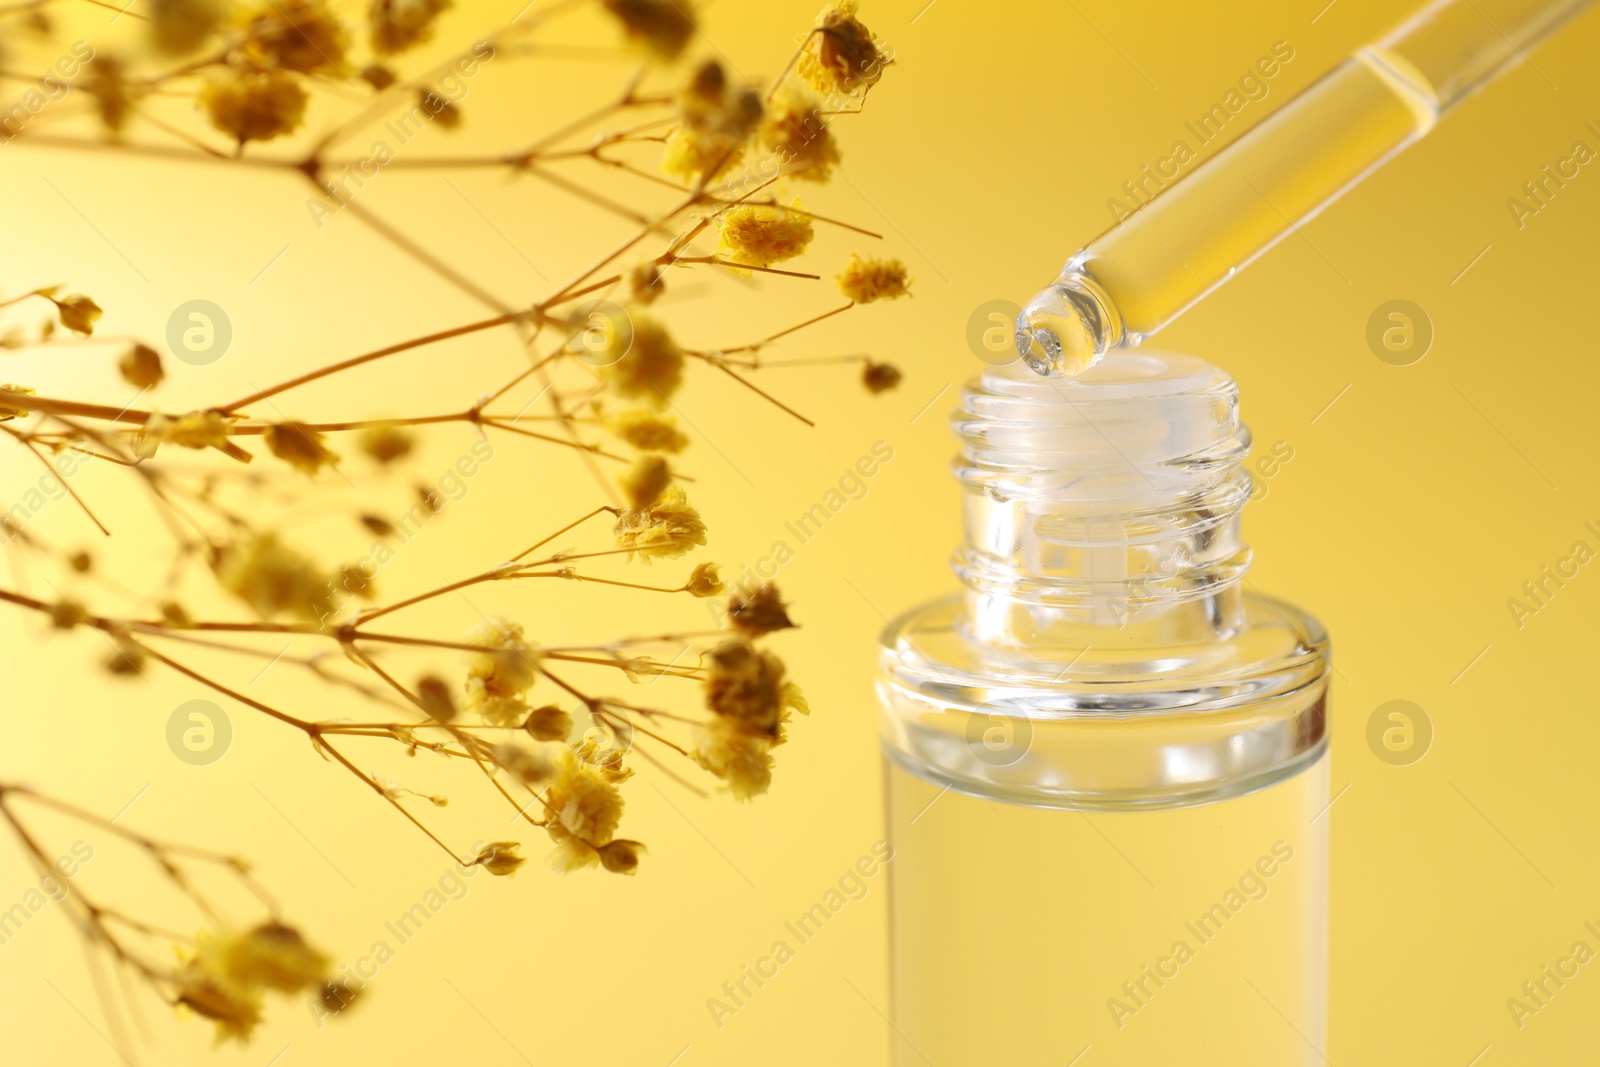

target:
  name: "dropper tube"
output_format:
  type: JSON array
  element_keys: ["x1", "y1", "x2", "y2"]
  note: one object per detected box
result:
[{"x1": 1016, "y1": 0, "x2": 1595, "y2": 377}]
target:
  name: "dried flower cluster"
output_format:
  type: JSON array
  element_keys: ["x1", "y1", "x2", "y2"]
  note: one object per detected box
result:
[
  {"x1": 176, "y1": 922, "x2": 331, "y2": 1042},
  {"x1": 0, "y1": 782, "x2": 339, "y2": 1047},
  {"x1": 0, "y1": 0, "x2": 910, "y2": 1050}
]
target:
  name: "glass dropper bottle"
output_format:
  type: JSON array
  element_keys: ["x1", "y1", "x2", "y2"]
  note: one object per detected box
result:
[
  {"x1": 1016, "y1": 0, "x2": 1596, "y2": 377},
  {"x1": 879, "y1": 353, "x2": 1332, "y2": 1064}
]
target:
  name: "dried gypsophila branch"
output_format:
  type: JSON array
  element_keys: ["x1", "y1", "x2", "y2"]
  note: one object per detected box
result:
[
  {"x1": 4, "y1": 0, "x2": 911, "y2": 394},
  {"x1": 0, "y1": 499, "x2": 808, "y2": 854},
  {"x1": 0, "y1": 780, "x2": 345, "y2": 1045},
  {"x1": 0, "y1": 0, "x2": 902, "y2": 1047},
  {"x1": 0, "y1": 478, "x2": 811, "y2": 831}
]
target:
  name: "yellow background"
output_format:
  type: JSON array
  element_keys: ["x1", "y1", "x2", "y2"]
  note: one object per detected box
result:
[{"x1": 2, "y1": 0, "x2": 1598, "y2": 1063}]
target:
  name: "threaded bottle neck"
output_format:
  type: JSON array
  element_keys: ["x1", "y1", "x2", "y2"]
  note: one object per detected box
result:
[{"x1": 951, "y1": 352, "x2": 1254, "y2": 647}]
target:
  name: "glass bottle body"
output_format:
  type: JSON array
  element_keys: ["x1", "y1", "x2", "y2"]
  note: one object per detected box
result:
[{"x1": 878, "y1": 353, "x2": 1330, "y2": 1064}]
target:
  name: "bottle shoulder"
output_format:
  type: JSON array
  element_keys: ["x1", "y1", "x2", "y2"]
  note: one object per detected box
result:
[
  {"x1": 876, "y1": 590, "x2": 1330, "y2": 810},
  {"x1": 878, "y1": 589, "x2": 1328, "y2": 716}
]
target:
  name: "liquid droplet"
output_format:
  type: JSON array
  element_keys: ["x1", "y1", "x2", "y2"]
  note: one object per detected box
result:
[{"x1": 1014, "y1": 283, "x2": 1102, "y2": 378}]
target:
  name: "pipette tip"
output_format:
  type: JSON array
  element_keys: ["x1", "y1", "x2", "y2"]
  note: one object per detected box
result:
[{"x1": 1015, "y1": 280, "x2": 1107, "y2": 379}]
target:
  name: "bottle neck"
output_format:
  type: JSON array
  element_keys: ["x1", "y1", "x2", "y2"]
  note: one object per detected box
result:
[{"x1": 951, "y1": 353, "x2": 1254, "y2": 650}]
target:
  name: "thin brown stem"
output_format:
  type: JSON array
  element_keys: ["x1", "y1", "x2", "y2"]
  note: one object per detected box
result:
[
  {"x1": 136, "y1": 642, "x2": 316, "y2": 732},
  {"x1": 511, "y1": 505, "x2": 616, "y2": 562},
  {"x1": 701, "y1": 357, "x2": 815, "y2": 426},
  {"x1": 316, "y1": 735, "x2": 467, "y2": 864},
  {"x1": 1, "y1": 425, "x2": 109, "y2": 535},
  {"x1": 219, "y1": 311, "x2": 533, "y2": 414},
  {"x1": 482, "y1": 417, "x2": 628, "y2": 462}
]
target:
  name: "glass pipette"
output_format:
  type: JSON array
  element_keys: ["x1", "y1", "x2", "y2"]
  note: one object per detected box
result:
[{"x1": 1016, "y1": 0, "x2": 1596, "y2": 377}]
